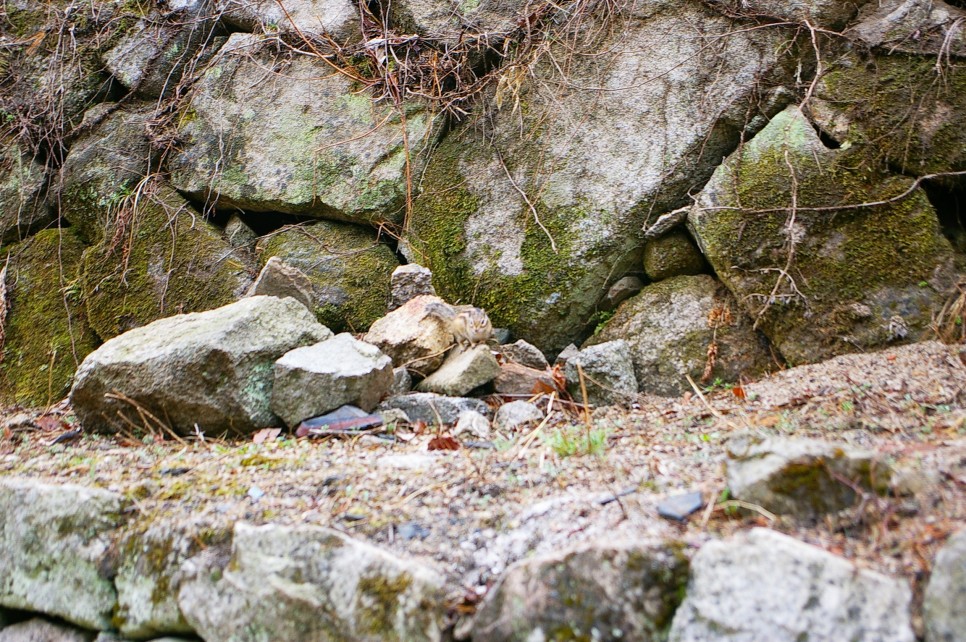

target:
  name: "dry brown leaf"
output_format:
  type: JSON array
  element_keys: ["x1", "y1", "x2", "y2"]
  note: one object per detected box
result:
[{"x1": 252, "y1": 428, "x2": 281, "y2": 444}]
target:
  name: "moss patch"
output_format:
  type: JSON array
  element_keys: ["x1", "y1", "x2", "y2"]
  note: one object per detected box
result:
[{"x1": 0, "y1": 228, "x2": 99, "y2": 407}]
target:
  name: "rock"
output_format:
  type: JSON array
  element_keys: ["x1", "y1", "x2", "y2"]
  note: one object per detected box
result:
[
  {"x1": 599, "y1": 275, "x2": 645, "y2": 312},
  {"x1": 390, "y1": 367, "x2": 413, "y2": 395},
  {"x1": 364, "y1": 295, "x2": 454, "y2": 376},
  {"x1": 849, "y1": 0, "x2": 966, "y2": 57},
  {"x1": 115, "y1": 519, "x2": 230, "y2": 639},
  {"x1": 0, "y1": 229, "x2": 99, "y2": 407},
  {"x1": 380, "y1": 392, "x2": 490, "y2": 425},
  {"x1": 689, "y1": 106, "x2": 955, "y2": 364},
  {"x1": 0, "y1": 137, "x2": 50, "y2": 242},
  {"x1": 58, "y1": 105, "x2": 157, "y2": 243},
  {"x1": 726, "y1": 433, "x2": 889, "y2": 520},
  {"x1": 0, "y1": 618, "x2": 93, "y2": 642},
  {"x1": 669, "y1": 528, "x2": 915, "y2": 642},
  {"x1": 215, "y1": 0, "x2": 359, "y2": 40},
  {"x1": 225, "y1": 215, "x2": 257, "y2": 250},
  {"x1": 923, "y1": 528, "x2": 966, "y2": 642},
  {"x1": 247, "y1": 256, "x2": 315, "y2": 314},
  {"x1": 657, "y1": 492, "x2": 704, "y2": 522},
  {"x1": 493, "y1": 400, "x2": 544, "y2": 432},
  {"x1": 0, "y1": 479, "x2": 127, "y2": 631},
  {"x1": 272, "y1": 333, "x2": 393, "y2": 427},
  {"x1": 390, "y1": 264, "x2": 436, "y2": 309},
  {"x1": 388, "y1": 0, "x2": 523, "y2": 46},
  {"x1": 407, "y1": 3, "x2": 796, "y2": 354},
  {"x1": 473, "y1": 539, "x2": 689, "y2": 642},
  {"x1": 493, "y1": 362, "x2": 557, "y2": 396},
  {"x1": 454, "y1": 410, "x2": 492, "y2": 440},
  {"x1": 416, "y1": 344, "x2": 500, "y2": 396},
  {"x1": 589, "y1": 275, "x2": 773, "y2": 396},
  {"x1": 177, "y1": 522, "x2": 445, "y2": 641},
  {"x1": 643, "y1": 230, "x2": 706, "y2": 282},
  {"x1": 103, "y1": 5, "x2": 224, "y2": 99},
  {"x1": 553, "y1": 344, "x2": 580, "y2": 368},
  {"x1": 811, "y1": 47, "x2": 966, "y2": 175},
  {"x1": 255, "y1": 222, "x2": 398, "y2": 332},
  {"x1": 704, "y1": 0, "x2": 867, "y2": 28},
  {"x1": 564, "y1": 340, "x2": 637, "y2": 406},
  {"x1": 499, "y1": 339, "x2": 549, "y2": 370},
  {"x1": 70, "y1": 296, "x2": 331, "y2": 436},
  {"x1": 170, "y1": 33, "x2": 434, "y2": 226},
  {"x1": 81, "y1": 184, "x2": 254, "y2": 341}
]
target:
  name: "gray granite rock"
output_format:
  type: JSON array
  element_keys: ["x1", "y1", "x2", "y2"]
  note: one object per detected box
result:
[
  {"x1": 416, "y1": 344, "x2": 500, "y2": 396},
  {"x1": 390, "y1": 264, "x2": 436, "y2": 310},
  {"x1": 924, "y1": 528, "x2": 966, "y2": 642},
  {"x1": 493, "y1": 400, "x2": 544, "y2": 432},
  {"x1": 0, "y1": 618, "x2": 93, "y2": 642},
  {"x1": 499, "y1": 339, "x2": 550, "y2": 370},
  {"x1": 247, "y1": 256, "x2": 315, "y2": 313},
  {"x1": 565, "y1": 340, "x2": 637, "y2": 406},
  {"x1": 380, "y1": 392, "x2": 490, "y2": 425}
]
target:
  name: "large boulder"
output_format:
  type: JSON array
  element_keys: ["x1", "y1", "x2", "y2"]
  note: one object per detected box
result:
[
  {"x1": 688, "y1": 106, "x2": 955, "y2": 365},
  {"x1": 0, "y1": 479, "x2": 127, "y2": 631},
  {"x1": 178, "y1": 522, "x2": 446, "y2": 641},
  {"x1": 589, "y1": 275, "x2": 773, "y2": 395},
  {"x1": 704, "y1": 0, "x2": 869, "y2": 28},
  {"x1": 256, "y1": 222, "x2": 398, "y2": 332},
  {"x1": 472, "y1": 539, "x2": 689, "y2": 642},
  {"x1": 848, "y1": 0, "x2": 966, "y2": 58},
  {"x1": 923, "y1": 528, "x2": 966, "y2": 642},
  {"x1": 406, "y1": 1, "x2": 798, "y2": 354},
  {"x1": 0, "y1": 229, "x2": 99, "y2": 407},
  {"x1": 70, "y1": 295, "x2": 332, "y2": 436},
  {"x1": 80, "y1": 184, "x2": 254, "y2": 341},
  {"x1": 669, "y1": 528, "x2": 915, "y2": 642},
  {"x1": 169, "y1": 33, "x2": 434, "y2": 226},
  {"x1": 214, "y1": 0, "x2": 359, "y2": 40}
]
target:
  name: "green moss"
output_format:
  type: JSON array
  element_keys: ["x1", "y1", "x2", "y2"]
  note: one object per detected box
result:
[
  {"x1": 357, "y1": 572, "x2": 413, "y2": 636},
  {"x1": 0, "y1": 229, "x2": 99, "y2": 406}
]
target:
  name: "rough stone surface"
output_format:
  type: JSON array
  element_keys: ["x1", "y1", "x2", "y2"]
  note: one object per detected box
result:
[
  {"x1": 0, "y1": 618, "x2": 93, "y2": 642},
  {"x1": 390, "y1": 367, "x2": 413, "y2": 396},
  {"x1": 599, "y1": 276, "x2": 645, "y2": 312},
  {"x1": 70, "y1": 296, "x2": 332, "y2": 435},
  {"x1": 499, "y1": 339, "x2": 549, "y2": 370},
  {"x1": 81, "y1": 184, "x2": 254, "y2": 341},
  {"x1": 380, "y1": 392, "x2": 490, "y2": 425},
  {"x1": 473, "y1": 540, "x2": 689, "y2": 642},
  {"x1": 849, "y1": 0, "x2": 966, "y2": 57},
  {"x1": 177, "y1": 522, "x2": 446, "y2": 642},
  {"x1": 0, "y1": 137, "x2": 50, "y2": 242},
  {"x1": 0, "y1": 479, "x2": 127, "y2": 631},
  {"x1": 564, "y1": 340, "x2": 638, "y2": 406},
  {"x1": 669, "y1": 528, "x2": 915, "y2": 642},
  {"x1": 493, "y1": 400, "x2": 544, "y2": 432},
  {"x1": 407, "y1": 2, "x2": 796, "y2": 354},
  {"x1": 115, "y1": 519, "x2": 229, "y2": 639},
  {"x1": 454, "y1": 410, "x2": 491, "y2": 440},
  {"x1": 726, "y1": 434, "x2": 889, "y2": 520},
  {"x1": 494, "y1": 362, "x2": 557, "y2": 396},
  {"x1": 0, "y1": 229, "x2": 99, "y2": 407},
  {"x1": 923, "y1": 528, "x2": 966, "y2": 642},
  {"x1": 170, "y1": 33, "x2": 433, "y2": 226},
  {"x1": 215, "y1": 0, "x2": 359, "y2": 40},
  {"x1": 643, "y1": 230, "x2": 706, "y2": 282},
  {"x1": 705, "y1": 0, "x2": 868, "y2": 28},
  {"x1": 390, "y1": 264, "x2": 436, "y2": 310},
  {"x1": 416, "y1": 344, "x2": 500, "y2": 396},
  {"x1": 689, "y1": 106, "x2": 955, "y2": 364},
  {"x1": 272, "y1": 333, "x2": 393, "y2": 427},
  {"x1": 247, "y1": 255, "x2": 315, "y2": 312},
  {"x1": 256, "y1": 222, "x2": 398, "y2": 332},
  {"x1": 389, "y1": 0, "x2": 523, "y2": 45},
  {"x1": 364, "y1": 295, "x2": 454, "y2": 376}
]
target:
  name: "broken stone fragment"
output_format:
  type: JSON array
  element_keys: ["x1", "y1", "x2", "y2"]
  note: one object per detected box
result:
[
  {"x1": 380, "y1": 392, "x2": 490, "y2": 425},
  {"x1": 669, "y1": 528, "x2": 915, "y2": 641},
  {"x1": 473, "y1": 539, "x2": 689, "y2": 642},
  {"x1": 493, "y1": 400, "x2": 544, "y2": 433},
  {"x1": 565, "y1": 340, "x2": 638, "y2": 406},
  {"x1": 725, "y1": 433, "x2": 891, "y2": 520},
  {"x1": 246, "y1": 257, "x2": 316, "y2": 313},
  {"x1": 494, "y1": 362, "x2": 557, "y2": 396},
  {"x1": 272, "y1": 333, "x2": 393, "y2": 427},
  {"x1": 499, "y1": 339, "x2": 550, "y2": 370},
  {"x1": 364, "y1": 295, "x2": 454, "y2": 375},
  {"x1": 599, "y1": 275, "x2": 646, "y2": 312},
  {"x1": 416, "y1": 344, "x2": 500, "y2": 397},
  {"x1": 390, "y1": 264, "x2": 436, "y2": 309}
]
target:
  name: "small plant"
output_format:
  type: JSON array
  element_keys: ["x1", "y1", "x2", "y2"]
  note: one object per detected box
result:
[{"x1": 545, "y1": 425, "x2": 608, "y2": 457}]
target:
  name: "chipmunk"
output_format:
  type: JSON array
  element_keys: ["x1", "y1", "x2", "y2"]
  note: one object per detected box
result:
[{"x1": 426, "y1": 301, "x2": 494, "y2": 348}]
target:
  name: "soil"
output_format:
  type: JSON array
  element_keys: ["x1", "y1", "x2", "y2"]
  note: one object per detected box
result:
[{"x1": 1, "y1": 340, "x2": 965, "y2": 636}]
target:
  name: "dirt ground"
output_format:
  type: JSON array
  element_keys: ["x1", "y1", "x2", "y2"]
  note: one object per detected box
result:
[{"x1": 1, "y1": 340, "x2": 964, "y2": 635}]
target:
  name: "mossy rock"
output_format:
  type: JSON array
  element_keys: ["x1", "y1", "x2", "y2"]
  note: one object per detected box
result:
[
  {"x1": 0, "y1": 228, "x2": 99, "y2": 407},
  {"x1": 643, "y1": 230, "x2": 707, "y2": 282},
  {"x1": 81, "y1": 184, "x2": 253, "y2": 340},
  {"x1": 0, "y1": 136, "x2": 51, "y2": 243},
  {"x1": 812, "y1": 50, "x2": 966, "y2": 174},
  {"x1": 405, "y1": 3, "x2": 799, "y2": 355},
  {"x1": 689, "y1": 106, "x2": 955, "y2": 365},
  {"x1": 257, "y1": 222, "x2": 398, "y2": 332}
]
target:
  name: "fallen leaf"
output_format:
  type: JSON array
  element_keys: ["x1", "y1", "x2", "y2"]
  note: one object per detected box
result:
[
  {"x1": 428, "y1": 435, "x2": 459, "y2": 451},
  {"x1": 252, "y1": 428, "x2": 281, "y2": 444},
  {"x1": 35, "y1": 415, "x2": 65, "y2": 432},
  {"x1": 732, "y1": 385, "x2": 746, "y2": 400}
]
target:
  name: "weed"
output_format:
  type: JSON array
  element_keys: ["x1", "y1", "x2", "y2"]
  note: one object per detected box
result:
[{"x1": 545, "y1": 425, "x2": 608, "y2": 457}]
